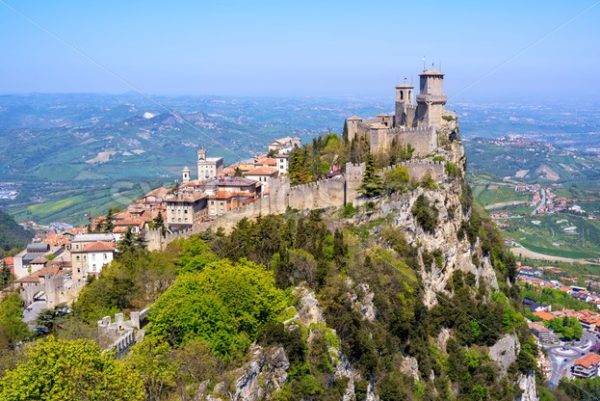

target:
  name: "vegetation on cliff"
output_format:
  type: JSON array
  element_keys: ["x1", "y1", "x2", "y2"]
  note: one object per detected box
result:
[
  {"x1": 0, "y1": 209, "x2": 33, "y2": 256},
  {"x1": 0, "y1": 132, "x2": 557, "y2": 400}
]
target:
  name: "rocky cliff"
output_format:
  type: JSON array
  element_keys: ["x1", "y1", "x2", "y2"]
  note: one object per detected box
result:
[{"x1": 194, "y1": 117, "x2": 539, "y2": 401}]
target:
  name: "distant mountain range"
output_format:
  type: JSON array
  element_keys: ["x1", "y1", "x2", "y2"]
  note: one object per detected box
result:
[{"x1": 1, "y1": 94, "x2": 599, "y2": 226}]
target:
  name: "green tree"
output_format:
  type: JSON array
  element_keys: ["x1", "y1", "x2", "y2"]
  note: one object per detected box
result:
[
  {"x1": 384, "y1": 165, "x2": 410, "y2": 194},
  {"x1": 127, "y1": 337, "x2": 176, "y2": 401},
  {"x1": 0, "y1": 336, "x2": 144, "y2": 401},
  {"x1": 359, "y1": 154, "x2": 383, "y2": 197},
  {"x1": 148, "y1": 259, "x2": 289, "y2": 359},
  {"x1": 0, "y1": 293, "x2": 29, "y2": 347},
  {"x1": 117, "y1": 227, "x2": 147, "y2": 256},
  {"x1": 411, "y1": 194, "x2": 438, "y2": 233},
  {"x1": 149, "y1": 212, "x2": 166, "y2": 236}
]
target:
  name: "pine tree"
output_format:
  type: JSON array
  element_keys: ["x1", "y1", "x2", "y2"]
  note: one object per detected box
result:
[
  {"x1": 359, "y1": 154, "x2": 384, "y2": 197},
  {"x1": 104, "y1": 208, "x2": 115, "y2": 232}
]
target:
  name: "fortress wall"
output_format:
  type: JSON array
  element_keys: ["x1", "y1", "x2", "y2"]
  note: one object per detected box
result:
[
  {"x1": 287, "y1": 177, "x2": 345, "y2": 210},
  {"x1": 147, "y1": 159, "x2": 444, "y2": 248},
  {"x1": 382, "y1": 160, "x2": 445, "y2": 182},
  {"x1": 345, "y1": 162, "x2": 366, "y2": 205},
  {"x1": 209, "y1": 198, "x2": 268, "y2": 233},
  {"x1": 396, "y1": 127, "x2": 436, "y2": 156}
]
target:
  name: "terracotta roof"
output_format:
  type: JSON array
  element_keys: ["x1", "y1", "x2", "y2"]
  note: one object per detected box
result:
[
  {"x1": 209, "y1": 191, "x2": 254, "y2": 200},
  {"x1": 145, "y1": 187, "x2": 169, "y2": 198},
  {"x1": 528, "y1": 322, "x2": 549, "y2": 333},
  {"x1": 15, "y1": 262, "x2": 70, "y2": 284},
  {"x1": 533, "y1": 311, "x2": 554, "y2": 321},
  {"x1": 83, "y1": 241, "x2": 115, "y2": 252},
  {"x1": 245, "y1": 167, "x2": 279, "y2": 176},
  {"x1": 205, "y1": 177, "x2": 257, "y2": 187},
  {"x1": 3, "y1": 257, "x2": 14, "y2": 266},
  {"x1": 255, "y1": 157, "x2": 277, "y2": 167},
  {"x1": 165, "y1": 193, "x2": 207, "y2": 203},
  {"x1": 574, "y1": 353, "x2": 600, "y2": 369},
  {"x1": 30, "y1": 257, "x2": 48, "y2": 264},
  {"x1": 347, "y1": 115, "x2": 362, "y2": 121}
]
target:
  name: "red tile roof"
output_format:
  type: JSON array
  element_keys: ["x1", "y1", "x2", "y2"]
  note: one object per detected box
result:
[
  {"x1": 82, "y1": 241, "x2": 115, "y2": 252},
  {"x1": 245, "y1": 167, "x2": 278, "y2": 176},
  {"x1": 533, "y1": 311, "x2": 554, "y2": 321},
  {"x1": 574, "y1": 353, "x2": 600, "y2": 369}
]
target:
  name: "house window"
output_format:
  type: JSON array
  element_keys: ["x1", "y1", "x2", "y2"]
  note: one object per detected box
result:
[{"x1": 76, "y1": 255, "x2": 80, "y2": 261}]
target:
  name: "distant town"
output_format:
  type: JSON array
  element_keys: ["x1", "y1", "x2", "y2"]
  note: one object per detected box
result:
[{"x1": 518, "y1": 263, "x2": 600, "y2": 386}]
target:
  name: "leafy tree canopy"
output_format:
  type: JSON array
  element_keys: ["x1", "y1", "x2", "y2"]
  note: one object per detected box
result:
[
  {"x1": 0, "y1": 336, "x2": 144, "y2": 401},
  {"x1": 148, "y1": 258, "x2": 290, "y2": 359}
]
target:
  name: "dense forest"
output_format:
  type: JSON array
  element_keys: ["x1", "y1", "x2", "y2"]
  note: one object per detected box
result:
[{"x1": 0, "y1": 209, "x2": 32, "y2": 256}]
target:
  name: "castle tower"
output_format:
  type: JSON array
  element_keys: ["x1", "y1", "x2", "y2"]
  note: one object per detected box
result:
[
  {"x1": 395, "y1": 82, "x2": 414, "y2": 127},
  {"x1": 346, "y1": 116, "x2": 362, "y2": 142},
  {"x1": 182, "y1": 166, "x2": 190, "y2": 184},
  {"x1": 416, "y1": 69, "x2": 447, "y2": 128}
]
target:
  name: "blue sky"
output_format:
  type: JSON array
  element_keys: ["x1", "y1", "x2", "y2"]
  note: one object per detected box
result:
[{"x1": 0, "y1": 0, "x2": 599, "y2": 101}]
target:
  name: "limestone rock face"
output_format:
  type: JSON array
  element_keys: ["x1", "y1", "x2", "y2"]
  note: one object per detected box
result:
[
  {"x1": 517, "y1": 373, "x2": 539, "y2": 401},
  {"x1": 294, "y1": 286, "x2": 325, "y2": 326},
  {"x1": 233, "y1": 345, "x2": 290, "y2": 401},
  {"x1": 351, "y1": 283, "x2": 377, "y2": 321},
  {"x1": 489, "y1": 334, "x2": 520, "y2": 375},
  {"x1": 367, "y1": 178, "x2": 501, "y2": 308},
  {"x1": 400, "y1": 356, "x2": 420, "y2": 382}
]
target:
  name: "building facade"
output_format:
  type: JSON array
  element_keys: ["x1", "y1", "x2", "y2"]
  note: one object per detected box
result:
[{"x1": 197, "y1": 147, "x2": 224, "y2": 180}]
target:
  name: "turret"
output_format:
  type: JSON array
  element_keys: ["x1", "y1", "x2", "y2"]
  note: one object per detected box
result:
[
  {"x1": 395, "y1": 82, "x2": 414, "y2": 127},
  {"x1": 182, "y1": 166, "x2": 190, "y2": 184},
  {"x1": 197, "y1": 147, "x2": 207, "y2": 162},
  {"x1": 416, "y1": 69, "x2": 447, "y2": 127}
]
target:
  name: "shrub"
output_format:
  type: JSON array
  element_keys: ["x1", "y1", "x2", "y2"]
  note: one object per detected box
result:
[
  {"x1": 420, "y1": 172, "x2": 438, "y2": 190},
  {"x1": 411, "y1": 194, "x2": 439, "y2": 233},
  {"x1": 384, "y1": 166, "x2": 410, "y2": 194},
  {"x1": 445, "y1": 161, "x2": 461, "y2": 177}
]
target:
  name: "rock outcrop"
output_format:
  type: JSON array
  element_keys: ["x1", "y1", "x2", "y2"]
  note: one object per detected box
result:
[{"x1": 489, "y1": 334, "x2": 520, "y2": 375}]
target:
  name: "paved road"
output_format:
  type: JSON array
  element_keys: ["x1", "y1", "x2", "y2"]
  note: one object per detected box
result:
[
  {"x1": 22, "y1": 300, "x2": 46, "y2": 330},
  {"x1": 545, "y1": 330, "x2": 597, "y2": 388}
]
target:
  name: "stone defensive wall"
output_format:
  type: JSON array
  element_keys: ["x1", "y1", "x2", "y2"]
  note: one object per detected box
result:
[
  {"x1": 383, "y1": 160, "x2": 445, "y2": 182},
  {"x1": 388, "y1": 126, "x2": 436, "y2": 156},
  {"x1": 146, "y1": 160, "x2": 445, "y2": 249}
]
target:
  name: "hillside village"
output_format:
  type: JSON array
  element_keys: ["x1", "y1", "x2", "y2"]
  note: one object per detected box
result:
[
  {"x1": 4, "y1": 68, "x2": 599, "y2": 399},
  {"x1": 0, "y1": 68, "x2": 456, "y2": 341}
]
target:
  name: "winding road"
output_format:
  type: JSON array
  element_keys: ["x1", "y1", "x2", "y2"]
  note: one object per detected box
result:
[{"x1": 544, "y1": 330, "x2": 597, "y2": 388}]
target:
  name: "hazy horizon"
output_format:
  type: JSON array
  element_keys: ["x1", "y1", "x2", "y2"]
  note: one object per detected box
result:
[{"x1": 1, "y1": 1, "x2": 599, "y2": 102}]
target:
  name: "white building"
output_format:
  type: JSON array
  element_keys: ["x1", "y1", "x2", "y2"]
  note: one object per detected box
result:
[
  {"x1": 197, "y1": 147, "x2": 224, "y2": 180},
  {"x1": 268, "y1": 136, "x2": 301, "y2": 155},
  {"x1": 275, "y1": 154, "x2": 289, "y2": 175},
  {"x1": 243, "y1": 167, "x2": 279, "y2": 192},
  {"x1": 82, "y1": 242, "x2": 115, "y2": 275}
]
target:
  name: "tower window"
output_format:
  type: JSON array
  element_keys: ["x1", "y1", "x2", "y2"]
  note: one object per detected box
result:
[{"x1": 400, "y1": 91, "x2": 404, "y2": 100}]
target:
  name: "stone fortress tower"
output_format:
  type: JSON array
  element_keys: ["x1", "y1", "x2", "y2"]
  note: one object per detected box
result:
[
  {"x1": 347, "y1": 68, "x2": 448, "y2": 156},
  {"x1": 415, "y1": 69, "x2": 447, "y2": 127}
]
